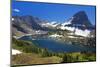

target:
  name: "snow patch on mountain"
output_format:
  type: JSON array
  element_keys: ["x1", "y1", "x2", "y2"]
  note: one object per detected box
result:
[
  {"x1": 49, "y1": 34, "x2": 63, "y2": 38},
  {"x1": 50, "y1": 21, "x2": 58, "y2": 27},
  {"x1": 51, "y1": 21, "x2": 57, "y2": 24},
  {"x1": 60, "y1": 26, "x2": 90, "y2": 37},
  {"x1": 12, "y1": 49, "x2": 22, "y2": 55},
  {"x1": 60, "y1": 14, "x2": 91, "y2": 37},
  {"x1": 68, "y1": 36, "x2": 77, "y2": 38},
  {"x1": 40, "y1": 21, "x2": 59, "y2": 27},
  {"x1": 40, "y1": 22, "x2": 53, "y2": 27},
  {"x1": 62, "y1": 17, "x2": 73, "y2": 26},
  {"x1": 60, "y1": 26, "x2": 75, "y2": 31},
  {"x1": 74, "y1": 28, "x2": 90, "y2": 37}
]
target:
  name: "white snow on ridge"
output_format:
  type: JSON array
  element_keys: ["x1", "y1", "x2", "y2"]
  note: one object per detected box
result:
[
  {"x1": 75, "y1": 29, "x2": 90, "y2": 37},
  {"x1": 62, "y1": 17, "x2": 73, "y2": 26},
  {"x1": 51, "y1": 21, "x2": 57, "y2": 25},
  {"x1": 59, "y1": 16, "x2": 91, "y2": 37},
  {"x1": 41, "y1": 21, "x2": 59, "y2": 27},
  {"x1": 61, "y1": 17, "x2": 75, "y2": 31},
  {"x1": 40, "y1": 22, "x2": 51, "y2": 27},
  {"x1": 12, "y1": 49, "x2": 22, "y2": 55},
  {"x1": 60, "y1": 26, "x2": 90, "y2": 37},
  {"x1": 49, "y1": 34, "x2": 63, "y2": 38},
  {"x1": 68, "y1": 36, "x2": 77, "y2": 38},
  {"x1": 50, "y1": 21, "x2": 59, "y2": 27},
  {"x1": 60, "y1": 26, "x2": 75, "y2": 31},
  {"x1": 62, "y1": 21, "x2": 71, "y2": 26}
]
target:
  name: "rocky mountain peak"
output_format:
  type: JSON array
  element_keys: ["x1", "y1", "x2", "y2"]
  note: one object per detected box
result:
[{"x1": 71, "y1": 11, "x2": 92, "y2": 27}]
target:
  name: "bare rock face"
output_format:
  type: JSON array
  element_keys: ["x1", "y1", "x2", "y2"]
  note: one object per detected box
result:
[
  {"x1": 64, "y1": 11, "x2": 95, "y2": 30},
  {"x1": 71, "y1": 11, "x2": 92, "y2": 26}
]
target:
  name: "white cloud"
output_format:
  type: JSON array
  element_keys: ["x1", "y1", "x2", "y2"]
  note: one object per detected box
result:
[{"x1": 13, "y1": 9, "x2": 20, "y2": 12}]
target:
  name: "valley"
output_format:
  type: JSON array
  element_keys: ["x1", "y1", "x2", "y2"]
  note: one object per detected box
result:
[{"x1": 11, "y1": 11, "x2": 96, "y2": 66}]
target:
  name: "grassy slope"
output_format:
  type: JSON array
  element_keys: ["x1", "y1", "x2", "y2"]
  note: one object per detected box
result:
[
  {"x1": 12, "y1": 53, "x2": 62, "y2": 65},
  {"x1": 12, "y1": 38, "x2": 96, "y2": 66},
  {"x1": 12, "y1": 38, "x2": 62, "y2": 65}
]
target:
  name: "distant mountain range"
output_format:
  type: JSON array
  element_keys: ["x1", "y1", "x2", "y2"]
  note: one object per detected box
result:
[
  {"x1": 12, "y1": 11, "x2": 95, "y2": 37},
  {"x1": 12, "y1": 15, "x2": 53, "y2": 36}
]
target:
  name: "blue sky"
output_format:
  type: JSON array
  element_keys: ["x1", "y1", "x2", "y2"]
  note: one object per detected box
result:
[{"x1": 12, "y1": 0, "x2": 96, "y2": 25}]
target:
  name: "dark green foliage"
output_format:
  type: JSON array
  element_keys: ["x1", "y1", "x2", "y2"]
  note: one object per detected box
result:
[
  {"x1": 41, "y1": 48, "x2": 50, "y2": 57},
  {"x1": 12, "y1": 38, "x2": 46, "y2": 54},
  {"x1": 12, "y1": 37, "x2": 58, "y2": 57},
  {"x1": 61, "y1": 52, "x2": 96, "y2": 63},
  {"x1": 82, "y1": 52, "x2": 96, "y2": 61},
  {"x1": 62, "y1": 54, "x2": 71, "y2": 63},
  {"x1": 12, "y1": 38, "x2": 96, "y2": 64},
  {"x1": 12, "y1": 38, "x2": 61, "y2": 58},
  {"x1": 61, "y1": 53, "x2": 79, "y2": 63},
  {"x1": 11, "y1": 66, "x2": 19, "y2": 67}
]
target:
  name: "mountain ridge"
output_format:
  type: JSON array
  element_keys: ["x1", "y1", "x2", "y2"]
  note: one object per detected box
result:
[{"x1": 12, "y1": 11, "x2": 95, "y2": 37}]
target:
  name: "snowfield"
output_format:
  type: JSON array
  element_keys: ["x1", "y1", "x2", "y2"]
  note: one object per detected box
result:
[
  {"x1": 12, "y1": 49, "x2": 22, "y2": 55},
  {"x1": 68, "y1": 36, "x2": 78, "y2": 38},
  {"x1": 49, "y1": 34, "x2": 63, "y2": 38},
  {"x1": 41, "y1": 21, "x2": 60, "y2": 27},
  {"x1": 60, "y1": 26, "x2": 75, "y2": 31},
  {"x1": 60, "y1": 26, "x2": 90, "y2": 37},
  {"x1": 74, "y1": 28, "x2": 90, "y2": 37}
]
